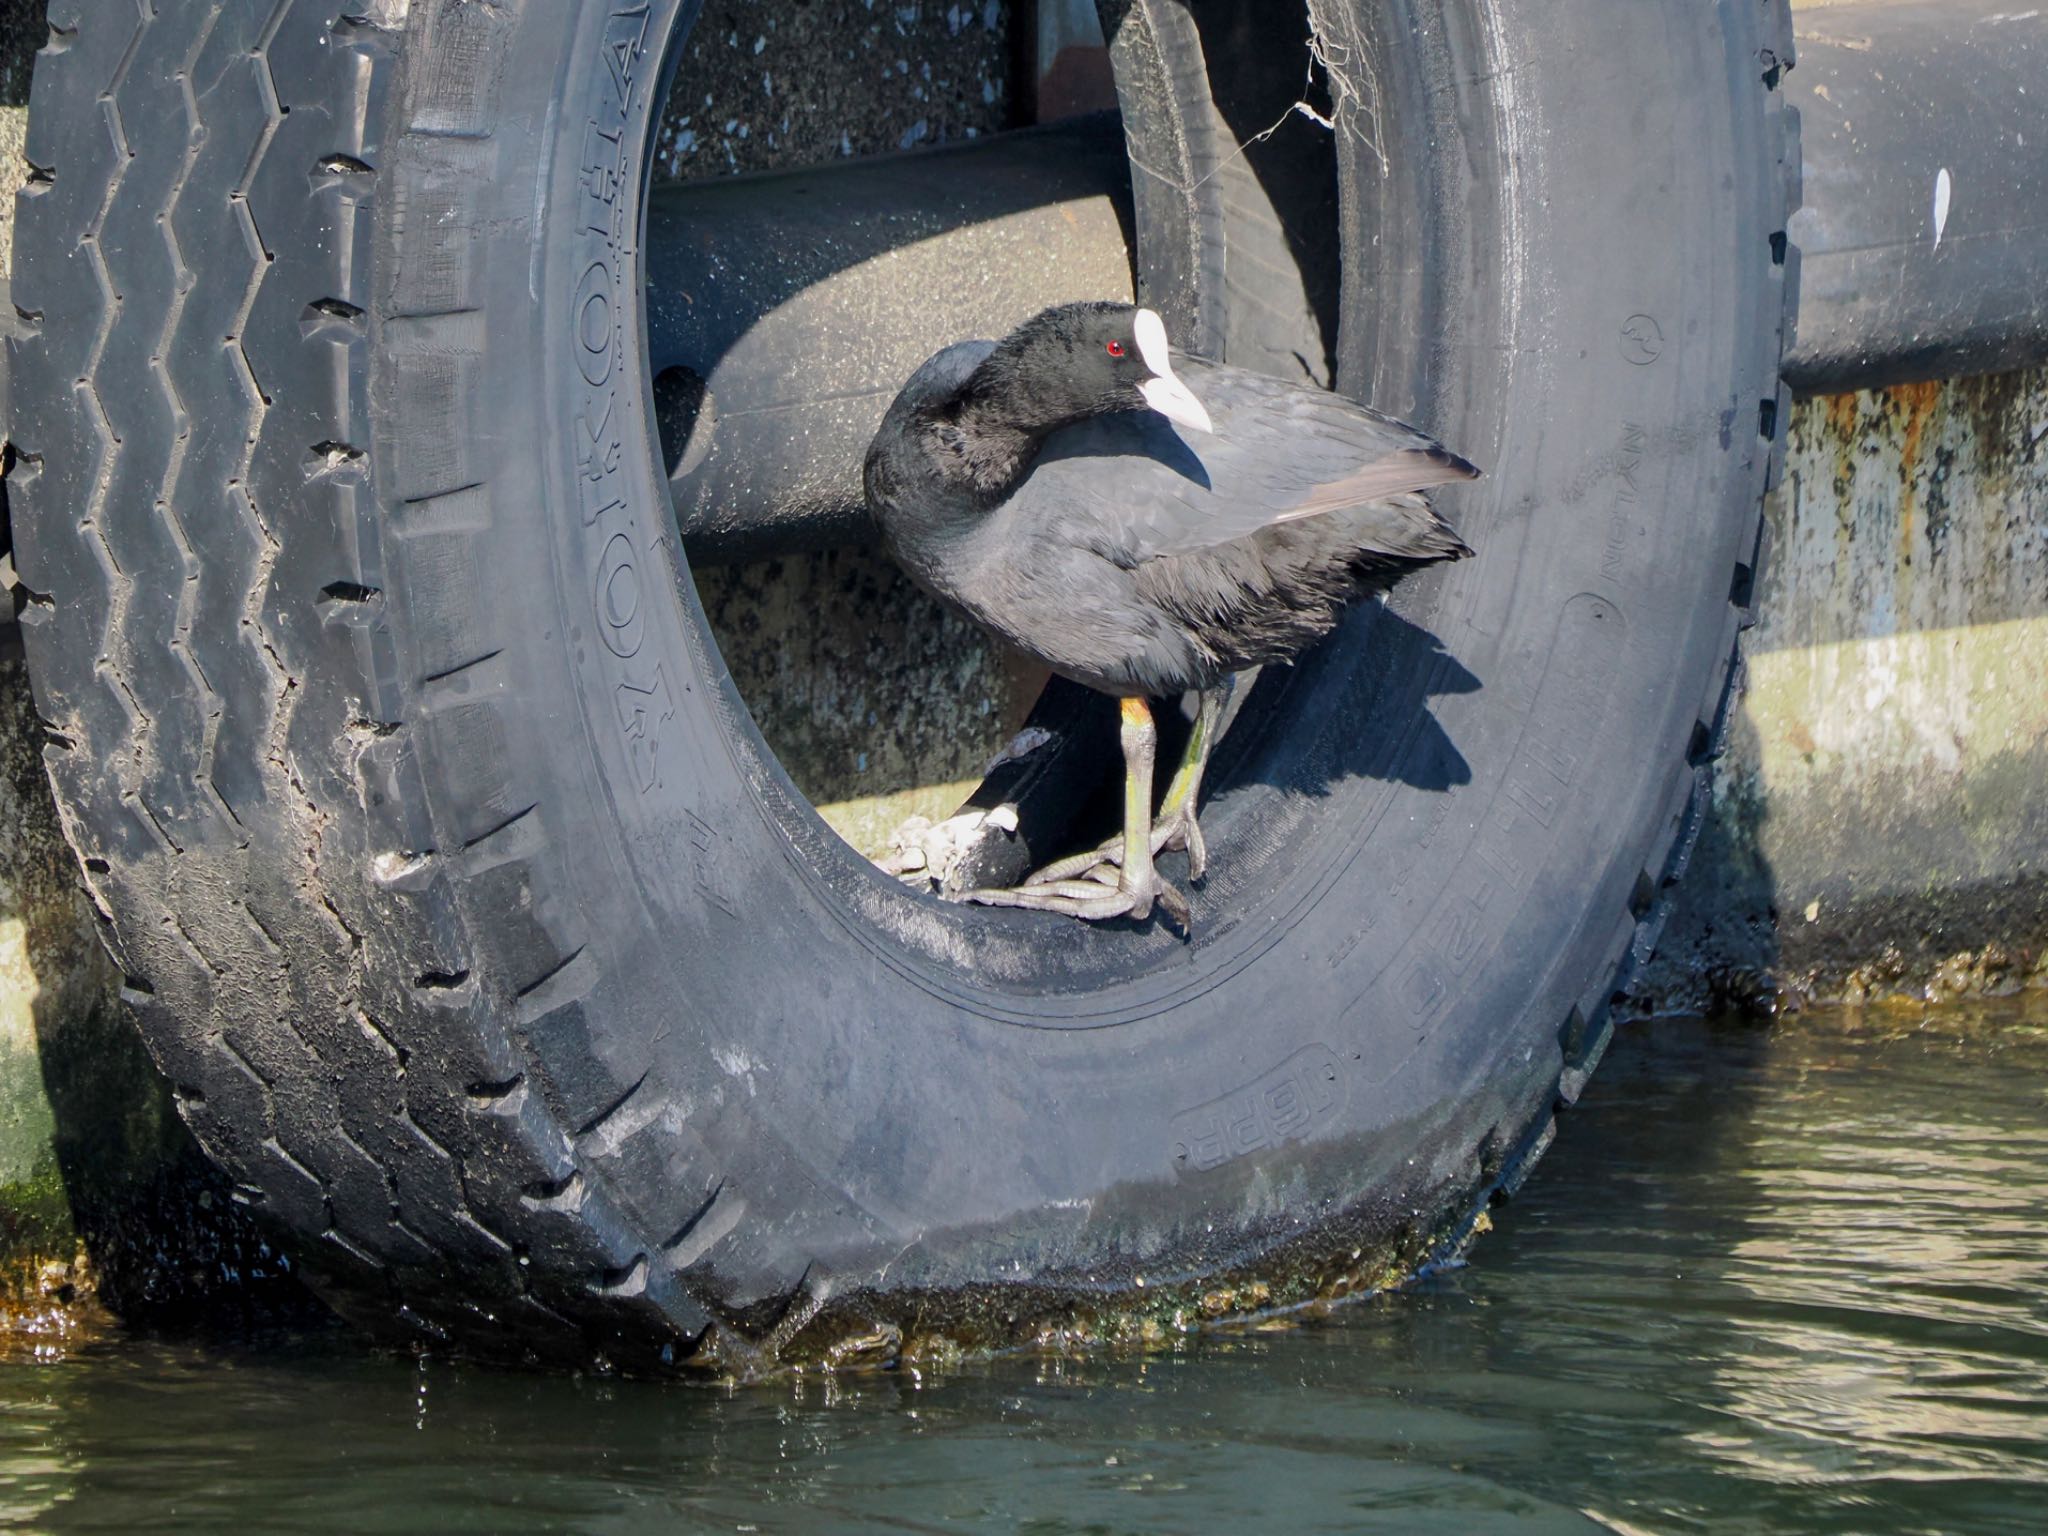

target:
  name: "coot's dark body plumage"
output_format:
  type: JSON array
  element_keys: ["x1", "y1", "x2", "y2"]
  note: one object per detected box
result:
[
  {"x1": 865, "y1": 331, "x2": 1475, "y2": 700},
  {"x1": 863, "y1": 301, "x2": 1478, "y2": 926}
]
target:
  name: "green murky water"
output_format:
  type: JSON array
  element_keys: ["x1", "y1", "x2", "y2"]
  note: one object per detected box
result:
[{"x1": 3, "y1": 999, "x2": 2046, "y2": 1534}]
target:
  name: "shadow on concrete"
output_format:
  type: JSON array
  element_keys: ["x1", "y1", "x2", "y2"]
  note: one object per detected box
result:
[{"x1": 1642, "y1": 694, "x2": 2048, "y2": 1012}]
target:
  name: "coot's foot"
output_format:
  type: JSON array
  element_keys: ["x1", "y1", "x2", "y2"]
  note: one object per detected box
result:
[
  {"x1": 1018, "y1": 802, "x2": 1208, "y2": 889},
  {"x1": 1164, "y1": 803, "x2": 1208, "y2": 883},
  {"x1": 955, "y1": 866, "x2": 1191, "y2": 931},
  {"x1": 1019, "y1": 677, "x2": 1233, "y2": 891},
  {"x1": 955, "y1": 696, "x2": 1191, "y2": 933}
]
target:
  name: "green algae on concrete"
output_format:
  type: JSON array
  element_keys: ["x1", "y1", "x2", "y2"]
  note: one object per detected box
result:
[{"x1": 0, "y1": 651, "x2": 103, "y2": 1314}]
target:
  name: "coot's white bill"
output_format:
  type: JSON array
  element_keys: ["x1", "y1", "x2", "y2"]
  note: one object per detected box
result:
[
  {"x1": 1132, "y1": 307, "x2": 1175, "y2": 376},
  {"x1": 1138, "y1": 373, "x2": 1213, "y2": 435},
  {"x1": 1134, "y1": 308, "x2": 1213, "y2": 435}
]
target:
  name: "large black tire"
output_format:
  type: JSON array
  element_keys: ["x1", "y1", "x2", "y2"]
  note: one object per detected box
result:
[{"x1": 6, "y1": 0, "x2": 1796, "y2": 1370}]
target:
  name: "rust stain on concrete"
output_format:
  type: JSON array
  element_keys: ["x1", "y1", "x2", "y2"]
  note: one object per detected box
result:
[{"x1": 1892, "y1": 377, "x2": 1943, "y2": 560}]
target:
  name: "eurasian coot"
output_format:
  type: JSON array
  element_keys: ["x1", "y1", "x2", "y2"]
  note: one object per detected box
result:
[{"x1": 863, "y1": 301, "x2": 1478, "y2": 927}]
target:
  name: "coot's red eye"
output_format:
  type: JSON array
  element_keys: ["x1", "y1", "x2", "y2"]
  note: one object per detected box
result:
[{"x1": 1105, "y1": 339, "x2": 1125, "y2": 357}]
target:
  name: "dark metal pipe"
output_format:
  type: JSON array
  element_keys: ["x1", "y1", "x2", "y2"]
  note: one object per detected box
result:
[
  {"x1": 1784, "y1": 1, "x2": 2048, "y2": 396},
  {"x1": 647, "y1": 115, "x2": 1135, "y2": 561}
]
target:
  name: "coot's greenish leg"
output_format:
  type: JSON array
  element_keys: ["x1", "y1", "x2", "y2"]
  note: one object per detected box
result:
[
  {"x1": 959, "y1": 697, "x2": 1191, "y2": 929},
  {"x1": 1025, "y1": 675, "x2": 1236, "y2": 889},
  {"x1": 1156, "y1": 676, "x2": 1234, "y2": 881}
]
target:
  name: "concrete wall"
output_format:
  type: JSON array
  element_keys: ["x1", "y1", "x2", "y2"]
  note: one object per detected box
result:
[
  {"x1": 1637, "y1": 372, "x2": 2048, "y2": 1010},
  {"x1": 670, "y1": 3, "x2": 1040, "y2": 856}
]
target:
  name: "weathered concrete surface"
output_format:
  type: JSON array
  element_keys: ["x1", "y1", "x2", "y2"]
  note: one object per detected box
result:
[
  {"x1": 654, "y1": 0, "x2": 1014, "y2": 176},
  {"x1": 673, "y1": 2, "x2": 1035, "y2": 850},
  {"x1": 1637, "y1": 371, "x2": 2048, "y2": 1010},
  {"x1": 0, "y1": 654, "x2": 97, "y2": 1335}
]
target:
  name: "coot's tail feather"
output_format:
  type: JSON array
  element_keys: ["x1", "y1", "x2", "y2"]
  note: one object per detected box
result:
[
  {"x1": 1281, "y1": 445, "x2": 1481, "y2": 526},
  {"x1": 1417, "y1": 502, "x2": 1476, "y2": 561},
  {"x1": 1420, "y1": 524, "x2": 1477, "y2": 562},
  {"x1": 1331, "y1": 492, "x2": 1476, "y2": 569}
]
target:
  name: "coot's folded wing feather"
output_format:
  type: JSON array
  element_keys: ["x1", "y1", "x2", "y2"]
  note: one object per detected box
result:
[{"x1": 1016, "y1": 358, "x2": 1478, "y2": 566}]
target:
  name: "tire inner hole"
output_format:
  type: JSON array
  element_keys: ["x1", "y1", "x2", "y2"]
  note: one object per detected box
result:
[{"x1": 654, "y1": 3, "x2": 1342, "y2": 890}]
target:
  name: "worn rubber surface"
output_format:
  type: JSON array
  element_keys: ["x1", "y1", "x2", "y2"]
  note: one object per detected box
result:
[{"x1": 7, "y1": 0, "x2": 1796, "y2": 1372}]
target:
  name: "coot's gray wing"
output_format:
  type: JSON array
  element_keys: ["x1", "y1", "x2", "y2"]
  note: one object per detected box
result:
[{"x1": 1016, "y1": 357, "x2": 1477, "y2": 565}]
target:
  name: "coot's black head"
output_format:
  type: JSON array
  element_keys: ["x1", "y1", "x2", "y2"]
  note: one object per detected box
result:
[{"x1": 966, "y1": 301, "x2": 1213, "y2": 437}]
